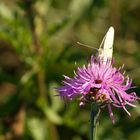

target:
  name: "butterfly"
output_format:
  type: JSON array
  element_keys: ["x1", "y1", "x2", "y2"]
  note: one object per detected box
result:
[
  {"x1": 98, "y1": 26, "x2": 114, "y2": 62},
  {"x1": 77, "y1": 26, "x2": 115, "y2": 62}
]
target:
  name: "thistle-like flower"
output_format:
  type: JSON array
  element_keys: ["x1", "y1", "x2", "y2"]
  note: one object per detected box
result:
[{"x1": 57, "y1": 56, "x2": 139, "y2": 123}]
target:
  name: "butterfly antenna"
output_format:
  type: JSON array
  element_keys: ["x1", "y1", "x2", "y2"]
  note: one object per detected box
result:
[{"x1": 77, "y1": 42, "x2": 98, "y2": 51}]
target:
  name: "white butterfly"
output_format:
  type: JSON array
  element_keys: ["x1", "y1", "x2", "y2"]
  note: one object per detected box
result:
[
  {"x1": 98, "y1": 26, "x2": 114, "y2": 62},
  {"x1": 77, "y1": 26, "x2": 115, "y2": 62}
]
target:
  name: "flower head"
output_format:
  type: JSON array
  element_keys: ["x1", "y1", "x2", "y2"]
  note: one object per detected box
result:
[{"x1": 57, "y1": 56, "x2": 139, "y2": 123}]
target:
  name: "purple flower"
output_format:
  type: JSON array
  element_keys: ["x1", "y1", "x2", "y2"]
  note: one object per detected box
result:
[{"x1": 57, "y1": 56, "x2": 139, "y2": 123}]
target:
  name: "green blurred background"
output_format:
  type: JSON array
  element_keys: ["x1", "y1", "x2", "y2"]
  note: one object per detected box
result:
[{"x1": 0, "y1": 0, "x2": 140, "y2": 140}]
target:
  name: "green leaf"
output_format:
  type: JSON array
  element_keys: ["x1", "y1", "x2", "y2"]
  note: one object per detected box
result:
[
  {"x1": 37, "y1": 97, "x2": 63, "y2": 125},
  {"x1": 27, "y1": 117, "x2": 48, "y2": 140}
]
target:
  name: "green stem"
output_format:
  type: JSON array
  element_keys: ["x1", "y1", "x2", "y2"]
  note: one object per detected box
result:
[{"x1": 89, "y1": 103, "x2": 100, "y2": 140}]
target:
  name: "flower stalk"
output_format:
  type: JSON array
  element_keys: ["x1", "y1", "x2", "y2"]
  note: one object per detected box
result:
[{"x1": 90, "y1": 103, "x2": 100, "y2": 140}]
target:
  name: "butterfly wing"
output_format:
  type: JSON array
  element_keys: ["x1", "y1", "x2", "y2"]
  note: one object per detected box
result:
[{"x1": 98, "y1": 26, "x2": 114, "y2": 62}]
